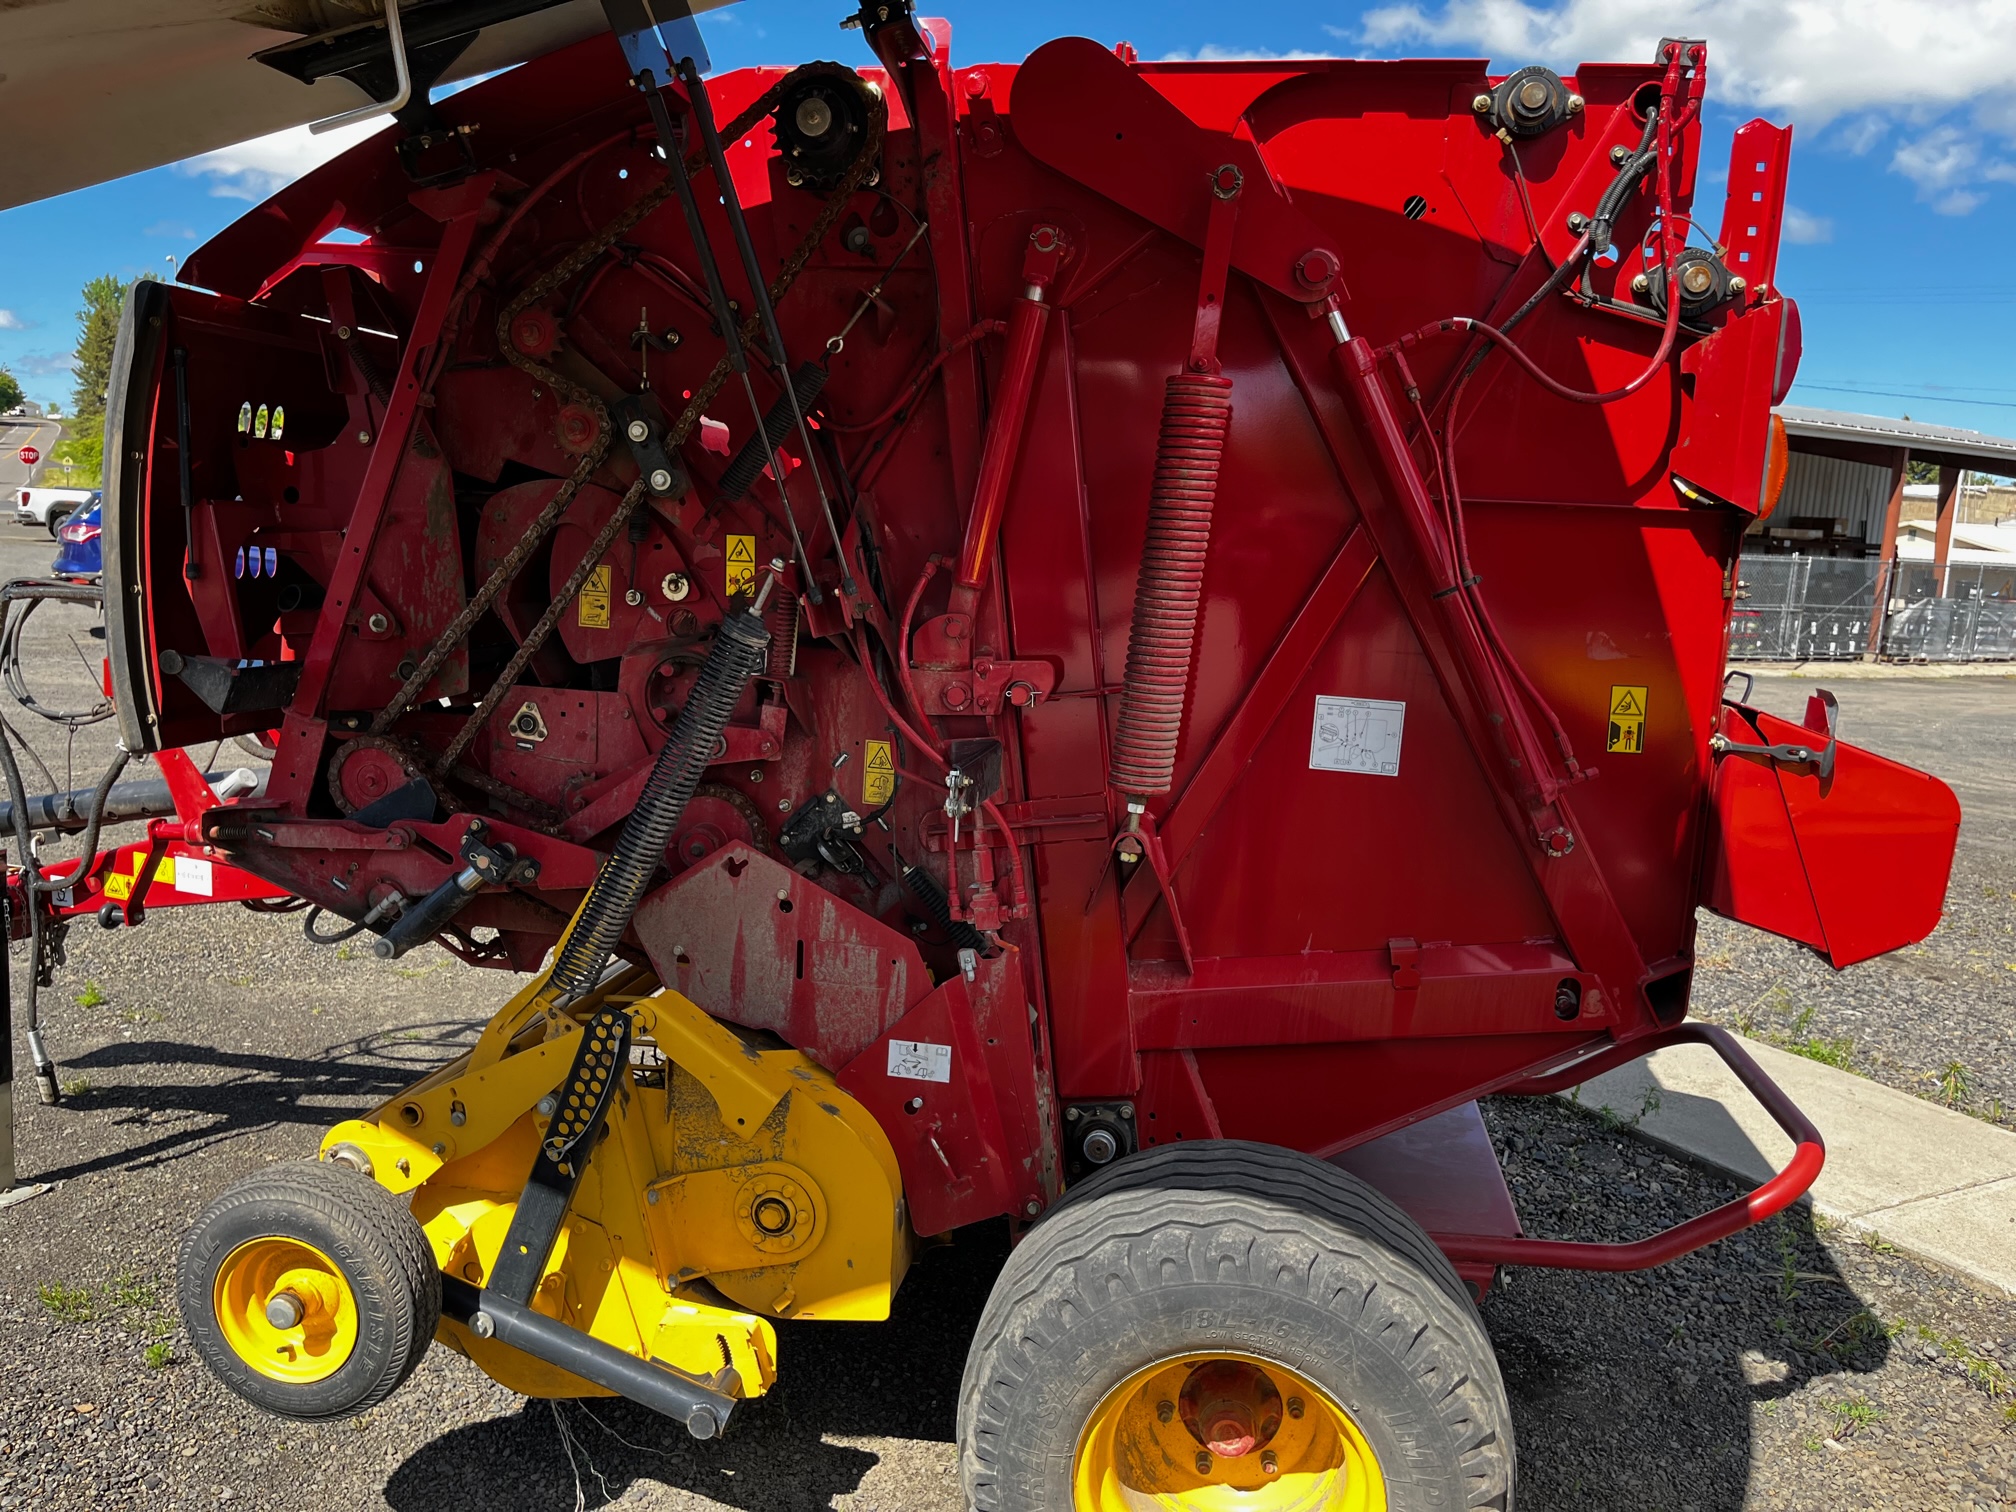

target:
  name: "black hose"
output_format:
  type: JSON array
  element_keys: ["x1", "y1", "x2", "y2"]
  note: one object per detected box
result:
[
  {"x1": 303, "y1": 906, "x2": 368, "y2": 945},
  {"x1": 0, "y1": 723, "x2": 52, "y2": 1102},
  {"x1": 546, "y1": 607, "x2": 772, "y2": 997},
  {"x1": 901, "y1": 860, "x2": 987, "y2": 954},
  {"x1": 31, "y1": 748, "x2": 129, "y2": 894}
]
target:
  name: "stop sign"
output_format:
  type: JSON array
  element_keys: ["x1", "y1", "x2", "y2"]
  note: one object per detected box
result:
[{"x1": 17, "y1": 446, "x2": 39, "y2": 466}]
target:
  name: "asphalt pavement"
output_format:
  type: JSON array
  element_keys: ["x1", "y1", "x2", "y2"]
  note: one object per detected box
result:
[{"x1": 0, "y1": 417, "x2": 63, "y2": 502}]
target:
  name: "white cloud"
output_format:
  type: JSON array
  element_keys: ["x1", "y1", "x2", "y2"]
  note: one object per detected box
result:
[
  {"x1": 172, "y1": 117, "x2": 381, "y2": 203},
  {"x1": 1357, "y1": 1, "x2": 2016, "y2": 215},
  {"x1": 16, "y1": 352, "x2": 77, "y2": 378},
  {"x1": 1780, "y1": 205, "x2": 1831, "y2": 244},
  {"x1": 0, "y1": 310, "x2": 24, "y2": 330},
  {"x1": 1159, "y1": 45, "x2": 1331, "y2": 62}
]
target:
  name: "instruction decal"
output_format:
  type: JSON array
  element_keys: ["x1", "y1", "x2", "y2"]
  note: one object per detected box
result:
[
  {"x1": 1607, "y1": 685, "x2": 1647, "y2": 755},
  {"x1": 176, "y1": 857, "x2": 214, "y2": 897},
  {"x1": 577, "y1": 564, "x2": 613, "y2": 629},
  {"x1": 1309, "y1": 695, "x2": 1405, "y2": 777},
  {"x1": 862, "y1": 739, "x2": 896, "y2": 808},
  {"x1": 887, "y1": 1039, "x2": 952, "y2": 1083},
  {"x1": 725, "y1": 533, "x2": 757, "y2": 597}
]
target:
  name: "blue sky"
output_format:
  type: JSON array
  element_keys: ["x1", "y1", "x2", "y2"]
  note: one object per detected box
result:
[{"x1": 3, "y1": 0, "x2": 2014, "y2": 443}]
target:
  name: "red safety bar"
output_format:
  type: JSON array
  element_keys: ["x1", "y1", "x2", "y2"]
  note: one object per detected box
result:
[{"x1": 1433, "y1": 1023, "x2": 1825, "y2": 1272}]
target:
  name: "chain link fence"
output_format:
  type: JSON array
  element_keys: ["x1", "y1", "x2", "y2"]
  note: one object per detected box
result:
[{"x1": 1729, "y1": 555, "x2": 2016, "y2": 663}]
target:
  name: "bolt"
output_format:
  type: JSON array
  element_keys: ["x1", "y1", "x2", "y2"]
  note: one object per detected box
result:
[
  {"x1": 661, "y1": 572, "x2": 690, "y2": 601},
  {"x1": 1261, "y1": 1450, "x2": 1280, "y2": 1475},
  {"x1": 470, "y1": 1311, "x2": 496, "y2": 1339},
  {"x1": 626, "y1": 418, "x2": 651, "y2": 443},
  {"x1": 1631, "y1": 272, "x2": 1651, "y2": 293},
  {"x1": 450, "y1": 1105, "x2": 466, "y2": 1127},
  {"x1": 1081, "y1": 1128, "x2": 1120, "y2": 1165},
  {"x1": 1729, "y1": 275, "x2": 1747, "y2": 294},
  {"x1": 1157, "y1": 1399, "x2": 1175, "y2": 1424},
  {"x1": 1566, "y1": 212, "x2": 1588, "y2": 233},
  {"x1": 777, "y1": 798, "x2": 791, "y2": 811},
  {"x1": 1566, "y1": 93, "x2": 1584, "y2": 114},
  {"x1": 626, "y1": 588, "x2": 644, "y2": 606},
  {"x1": 1196, "y1": 1451, "x2": 1213, "y2": 1475},
  {"x1": 649, "y1": 467, "x2": 674, "y2": 493},
  {"x1": 431, "y1": 1141, "x2": 446, "y2": 1156},
  {"x1": 263, "y1": 1291, "x2": 304, "y2": 1329},
  {"x1": 1611, "y1": 144, "x2": 1632, "y2": 167},
  {"x1": 1472, "y1": 93, "x2": 1492, "y2": 113},
  {"x1": 1119, "y1": 1103, "x2": 1134, "y2": 1119},
  {"x1": 786, "y1": 167, "x2": 805, "y2": 188},
  {"x1": 647, "y1": 1187, "x2": 660, "y2": 1204},
  {"x1": 356, "y1": 430, "x2": 372, "y2": 444},
  {"x1": 536, "y1": 1094, "x2": 558, "y2": 1117},
  {"x1": 749, "y1": 768, "x2": 764, "y2": 783},
  {"x1": 367, "y1": 612, "x2": 389, "y2": 634},
  {"x1": 1065, "y1": 1106, "x2": 1080, "y2": 1121},
  {"x1": 1024, "y1": 1199, "x2": 1041, "y2": 1216},
  {"x1": 1287, "y1": 1396, "x2": 1304, "y2": 1419}
]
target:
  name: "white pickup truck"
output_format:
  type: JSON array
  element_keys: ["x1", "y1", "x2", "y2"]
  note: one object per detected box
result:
[{"x1": 16, "y1": 486, "x2": 96, "y2": 535}]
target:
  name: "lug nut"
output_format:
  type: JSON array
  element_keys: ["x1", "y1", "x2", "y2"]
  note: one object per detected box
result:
[
  {"x1": 1195, "y1": 1451, "x2": 1213, "y2": 1475},
  {"x1": 1287, "y1": 1395, "x2": 1304, "y2": 1419},
  {"x1": 1261, "y1": 1450, "x2": 1280, "y2": 1475},
  {"x1": 1157, "y1": 1399, "x2": 1175, "y2": 1423},
  {"x1": 626, "y1": 418, "x2": 651, "y2": 443}
]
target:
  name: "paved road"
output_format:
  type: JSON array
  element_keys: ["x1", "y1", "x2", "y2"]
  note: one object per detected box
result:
[{"x1": 0, "y1": 417, "x2": 63, "y2": 502}]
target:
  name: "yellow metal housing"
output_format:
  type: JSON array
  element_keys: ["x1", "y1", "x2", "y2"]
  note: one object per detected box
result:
[{"x1": 320, "y1": 962, "x2": 909, "y2": 1404}]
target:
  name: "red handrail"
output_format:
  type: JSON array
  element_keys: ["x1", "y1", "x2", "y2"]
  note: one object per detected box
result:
[{"x1": 1433, "y1": 1023, "x2": 1826, "y2": 1273}]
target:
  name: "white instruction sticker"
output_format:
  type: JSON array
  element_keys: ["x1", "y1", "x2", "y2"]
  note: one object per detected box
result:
[
  {"x1": 1310, "y1": 695, "x2": 1406, "y2": 777},
  {"x1": 886, "y1": 1039, "x2": 952, "y2": 1083},
  {"x1": 175, "y1": 856, "x2": 214, "y2": 897}
]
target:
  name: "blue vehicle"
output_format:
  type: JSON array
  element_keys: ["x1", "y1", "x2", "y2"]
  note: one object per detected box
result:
[{"x1": 51, "y1": 493, "x2": 101, "y2": 579}]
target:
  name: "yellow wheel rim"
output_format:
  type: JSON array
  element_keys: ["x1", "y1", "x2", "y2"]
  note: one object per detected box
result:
[
  {"x1": 1073, "y1": 1353, "x2": 1386, "y2": 1511},
  {"x1": 212, "y1": 1237, "x2": 360, "y2": 1384}
]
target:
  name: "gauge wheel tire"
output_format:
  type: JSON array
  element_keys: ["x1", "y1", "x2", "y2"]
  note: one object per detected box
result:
[
  {"x1": 45, "y1": 510, "x2": 67, "y2": 538},
  {"x1": 958, "y1": 1139, "x2": 1515, "y2": 1511},
  {"x1": 178, "y1": 1159, "x2": 441, "y2": 1421}
]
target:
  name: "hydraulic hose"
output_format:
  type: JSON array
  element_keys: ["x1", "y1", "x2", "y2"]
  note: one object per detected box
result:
[
  {"x1": 545, "y1": 603, "x2": 772, "y2": 997},
  {"x1": 1109, "y1": 373, "x2": 1234, "y2": 799},
  {"x1": 0, "y1": 723, "x2": 53, "y2": 1103}
]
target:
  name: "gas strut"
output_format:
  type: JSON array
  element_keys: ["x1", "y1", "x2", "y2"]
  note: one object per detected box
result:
[
  {"x1": 672, "y1": 55, "x2": 856, "y2": 598},
  {"x1": 602, "y1": 0, "x2": 821, "y2": 601}
]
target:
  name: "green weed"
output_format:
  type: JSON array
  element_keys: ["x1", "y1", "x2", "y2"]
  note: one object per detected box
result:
[
  {"x1": 38, "y1": 1283, "x2": 93, "y2": 1323},
  {"x1": 107, "y1": 1274, "x2": 159, "y2": 1310},
  {"x1": 58, "y1": 1076, "x2": 89, "y2": 1097},
  {"x1": 143, "y1": 1341, "x2": 172, "y2": 1370},
  {"x1": 1827, "y1": 1397, "x2": 1882, "y2": 1437},
  {"x1": 1933, "y1": 1060, "x2": 1970, "y2": 1108},
  {"x1": 73, "y1": 980, "x2": 107, "y2": 1009}
]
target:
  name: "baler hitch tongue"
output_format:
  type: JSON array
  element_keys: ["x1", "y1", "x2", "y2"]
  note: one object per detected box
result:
[{"x1": 1434, "y1": 1024, "x2": 1825, "y2": 1273}]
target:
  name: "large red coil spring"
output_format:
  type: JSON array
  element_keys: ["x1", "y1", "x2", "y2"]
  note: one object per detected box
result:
[{"x1": 1109, "y1": 372, "x2": 1234, "y2": 798}]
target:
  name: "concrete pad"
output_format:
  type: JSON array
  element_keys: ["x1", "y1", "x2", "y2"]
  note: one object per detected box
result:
[{"x1": 1566, "y1": 1032, "x2": 2016, "y2": 1295}]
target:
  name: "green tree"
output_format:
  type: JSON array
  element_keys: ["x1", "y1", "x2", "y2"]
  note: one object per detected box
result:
[
  {"x1": 69, "y1": 274, "x2": 129, "y2": 424},
  {"x1": 1905, "y1": 458, "x2": 1938, "y2": 486},
  {"x1": 0, "y1": 367, "x2": 22, "y2": 412}
]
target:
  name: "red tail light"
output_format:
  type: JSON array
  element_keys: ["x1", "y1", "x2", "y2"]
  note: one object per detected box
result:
[{"x1": 63, "y1": 522, "x2": 101, "y2": 544}]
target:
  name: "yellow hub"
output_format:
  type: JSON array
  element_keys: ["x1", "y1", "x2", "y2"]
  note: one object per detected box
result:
[
  {"x1": 212, "y1": 1237, "x2": 359, "y2": 1384},
  {"x1": 1073, "y1": 1353, "x2": 1386, "y2": 1511}
]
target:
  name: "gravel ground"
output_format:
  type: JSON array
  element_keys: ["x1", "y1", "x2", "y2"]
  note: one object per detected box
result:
[
  {"x1": 1692, "y1": 671, "x2": 2016, "y2": 1131},
  {"x1": 2, "y1": 526, "x2": 2011, "y2": 1510}
]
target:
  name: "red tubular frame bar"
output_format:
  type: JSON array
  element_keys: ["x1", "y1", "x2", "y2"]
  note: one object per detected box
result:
[{"x1": 1433, "y1": 1023, "x2": 1825, "y2": 1272}]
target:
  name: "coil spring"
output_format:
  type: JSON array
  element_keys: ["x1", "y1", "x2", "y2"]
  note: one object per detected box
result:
[
  {"x1": 1108, "y1": 373, "x2": 1233, "y2": 798},
  {"x1": 547, "y1": 608, "x2": 771, "y2": 996},
  {"x1": 765, "y1": 589, "x2": 798, "y2": 681},
  {"x1": 717, "y1": 360, "x2": 830, "y2": 502}
]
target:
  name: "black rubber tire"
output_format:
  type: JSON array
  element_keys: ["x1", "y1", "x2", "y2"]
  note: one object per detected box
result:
[
  {"x1": 178, "y1": 1159, "x2": 441, "y2": 1421},
  {"x1": 959, "y1": 1139, "x2": 1515, "y2": 1511},
  {"x1": 45, "y1": 510, "x2": 67, "y2": 538}
]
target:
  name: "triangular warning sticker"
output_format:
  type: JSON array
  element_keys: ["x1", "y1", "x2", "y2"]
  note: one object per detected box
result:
[
  {"x1": 726, "y1": 536, "x2": 756, "y2": 564},
  {"x1": 1610, "y1": 688, "x2": 1644, "y2": 716},
  {"x1": 865, "y1": 744, "x2": 894, "y2": 771}
]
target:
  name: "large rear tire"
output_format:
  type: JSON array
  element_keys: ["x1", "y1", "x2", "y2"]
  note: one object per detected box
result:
[
  {"x1": 178, "y1": 1159, "x2": 441, "y2": 1421},
  {"x1": 959, "y1": 1140, "x2": 1515, "y2": 1510}
]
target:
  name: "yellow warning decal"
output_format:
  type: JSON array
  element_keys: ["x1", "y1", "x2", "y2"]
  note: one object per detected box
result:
[
  {"x1": 577, "y1": 564, "x2": 613, "y2": 629},
  {"x1": 103, "y1": 872, "x2": 132, "y2": 901},
  {"x1": 862, "y1": 739, "x2": 896, "y2": 807},
  {"x1": 726, "y1": 534, "x2": 757, "y2": 597},
  {"x1": 132, "y1": 851, "x2": 175, "y2": 886},
  {"x1": 1607, "y1": 684, "x2": 1647, "y2": 755}
]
